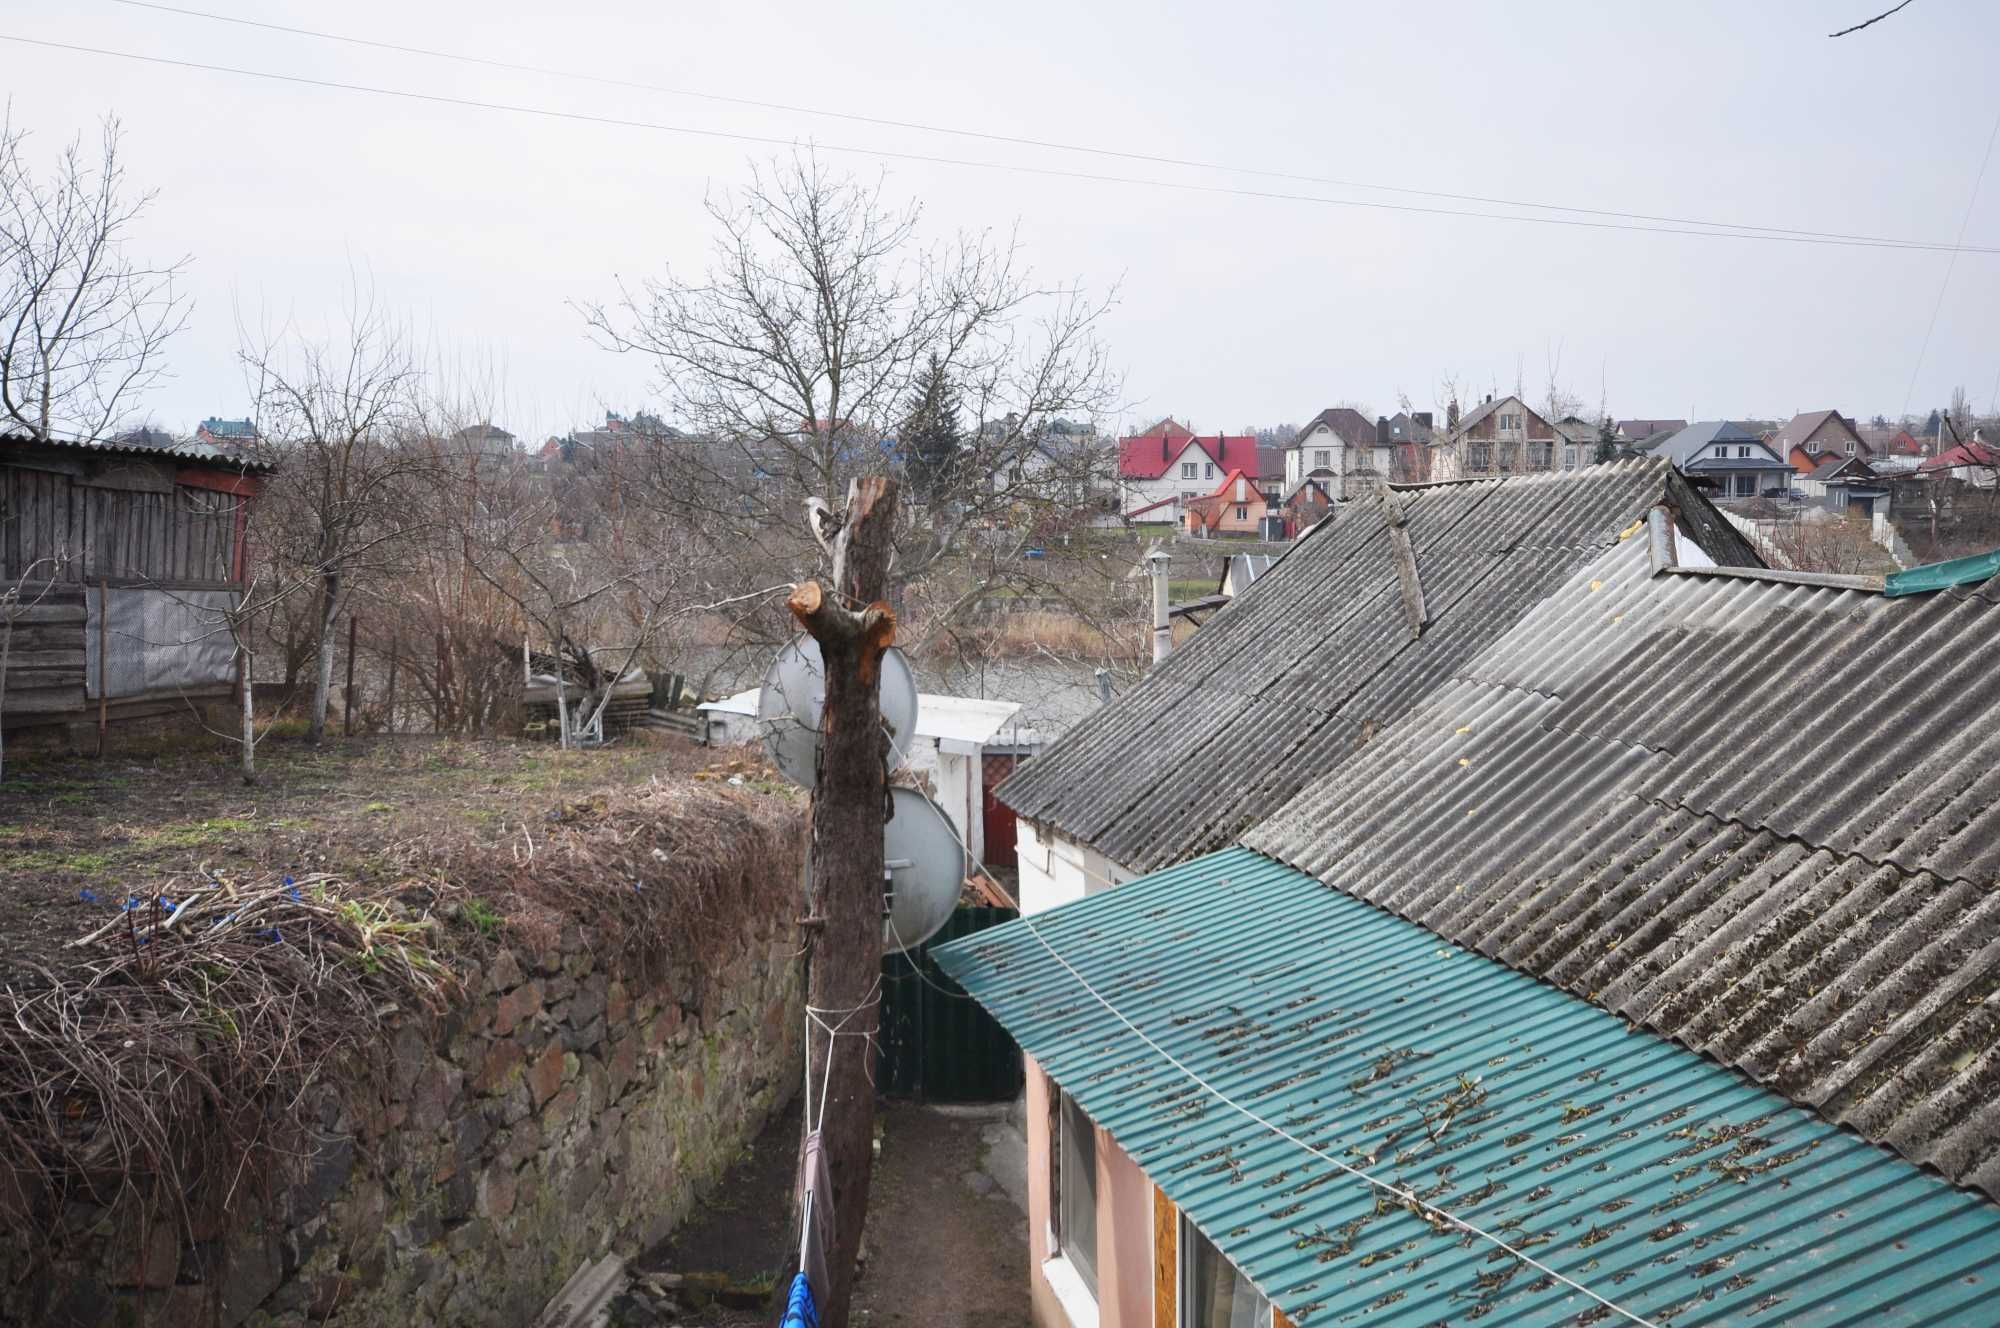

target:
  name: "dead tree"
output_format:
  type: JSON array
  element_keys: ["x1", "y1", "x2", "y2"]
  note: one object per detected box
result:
[
  {"x1": 0, "y1": 115, "x2": 187, "y2": 442},
  {"x1": 790, "y1": 475, "x2": 898, "y2": 1328}
]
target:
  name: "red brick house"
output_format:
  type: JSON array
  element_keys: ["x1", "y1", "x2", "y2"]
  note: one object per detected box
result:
[{"x1": 1182, "y1": 469, "x2": 1269, "y2": 537}]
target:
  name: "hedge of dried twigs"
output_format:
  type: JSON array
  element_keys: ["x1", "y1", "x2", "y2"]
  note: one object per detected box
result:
[
  {"x1": 0, "y1": 775, "x2": 803, "y2": 1251},
  {"x1": 0, "y1": 870, "x2": 451, "y2": 1240},
  {"x1": 456, "y1": 777, "x2": 805, "y2": 998}
]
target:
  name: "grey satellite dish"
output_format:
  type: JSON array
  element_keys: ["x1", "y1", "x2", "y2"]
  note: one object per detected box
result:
[
  {"x1": 883, "y1": 786, "x2": 968, "y2": 952},
  {"x1": 797, "y1": 786, "x2": 966, "y2": 953},
  {"x1": 757, "y1": 636, "x2": 919, "y2": 788}
]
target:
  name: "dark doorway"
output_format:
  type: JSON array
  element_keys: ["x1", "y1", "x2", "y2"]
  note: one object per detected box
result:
[{"x1": 981, "y1": 752, "x2": 1020, "y2": 868}]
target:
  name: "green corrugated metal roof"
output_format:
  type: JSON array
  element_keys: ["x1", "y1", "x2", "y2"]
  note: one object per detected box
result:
[
  {"x1": 1884, "y1": 546, "x2": 2000, "y2": 596},
  {"x1": 934, "y1": 848, "x2": 2000, "y2": 1326}
]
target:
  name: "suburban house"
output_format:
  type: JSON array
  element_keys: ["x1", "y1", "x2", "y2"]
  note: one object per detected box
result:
[
  {"x1": 1117, "y1": 425, "x2": 1260, "y2": 522},
  {"x1": 1181, "y1": 470, "x2": 1271, "y2": 538},
  {"x1": 195, "y1": 416, "x2": 258, "y2": 449},
  {"x1": 1282, "y1": 408, "x2": 1381, "y2": 500},
  {"x1": 1428, "y1": 394, "x2": 1564, "y2": 480},
  {"x1": 1772, "y1": 409, "x2": 1871, "y2": 474},
  {"x1": 1552, "y1": 415, "x2": 1599, "y2": 470},
  {"x1": 1860, "y1": 425, "x2": 1925, "y2": 458},
  {"x1": 1254, "y1": 445, "x2": 1286, "y2": 502},
  {"x1": 0, "y1": 430, "x2": 268, "y2": 744},
  {"x1": 945, "y1": 472, "x2": 2000, "y2": 1326},
  {"x1": 1615, "y1": 416, "x2": 1686, "y2": 442},
  {"x1": 1799, "y1": 453, "x2": 1893, "y2": 517},
  {"x1": 1650, "y1": 419, "x2": 1795, "y2": 500},
  {"x1": 1276, "y1": 478, "x2": 1333, "y2": 538},
  {"x1": 1921, "y1": 439, "x2": 2000, "y2": 489}
]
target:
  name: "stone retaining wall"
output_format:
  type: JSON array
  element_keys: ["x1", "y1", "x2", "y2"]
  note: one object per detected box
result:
[{"x1": 10, "y1": 911, "x2": 802, "y2": 1328}]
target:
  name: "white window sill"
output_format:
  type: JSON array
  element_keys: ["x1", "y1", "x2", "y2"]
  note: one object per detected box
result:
[{"x1": 1040, "y1": 1253, "x2": 1101, "y2": 1328}]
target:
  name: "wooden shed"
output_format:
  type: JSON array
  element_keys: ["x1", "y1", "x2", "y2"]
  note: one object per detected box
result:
[{"x1": 0, "y1": 431, "x2": 268, "y2": 739}]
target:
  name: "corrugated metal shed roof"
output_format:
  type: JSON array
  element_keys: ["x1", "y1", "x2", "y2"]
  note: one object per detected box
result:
[
  {"x1": 998, "y1": 461, "x2": 1761, "y2": 873},
  {"x1": 936, "y1": 848, "x2": 2000, "y2": 1326},
  {"x1": 1246, "y1": 534, "x2": 2000, "y2": 1196},
  {"x1": 0, "y1": 429, "x2": 273, "y2": 473}
]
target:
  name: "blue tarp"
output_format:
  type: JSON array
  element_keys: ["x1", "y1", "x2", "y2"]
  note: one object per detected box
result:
[{"x1": 781, "y1": 1271, "x2": 818, "y2": 1328}]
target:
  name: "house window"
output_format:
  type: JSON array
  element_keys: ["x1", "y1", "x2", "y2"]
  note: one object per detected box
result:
[
  {"x1": 1528, "y1": 442, "x2": 1553, "y2": 469},
  {"x1": 1738, "y1": 445, "x2": 1751, "y2": 458},
  {"x1": 1181, "y1": 462, "x2": 1197, "y2": 479},
  {"x1": 1807, "y1": 440, "x2": 1821, "y2": 455},
  {"x1": 1204, "y1": 462, "x2": 1215, "y2": 479},
  {"x1": 1312, "y1": 449, "x2": 1330, "y2": 469},
  {"x1": 1734, "y1": 474, "x2": 1756, "y2": 497},
  {"x1": 1845, "y1": 441, "x2": 1855, "y2": 456},
  {"x1": 1713, "y1": 446, "x2": 1729, "y2": 459},
  {"x1": 1234, "y1": 505, "x2": 1247, "y2": 520},
  {"x1": 1563, "y1": 444, "x2": 1578, "y2": 469},
  {"x1": 1181, "y1": 1214, "x2": 1268, "y2": 1328},
  {"x1": 1468, "y1": 442, "x2": 1491, "y2": 471},
  {"x1": 1053, "y1": 1089, "x2": 1098, "y2": 1297}
]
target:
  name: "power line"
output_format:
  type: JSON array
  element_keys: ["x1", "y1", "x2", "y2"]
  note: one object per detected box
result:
[
  {"x1": 1900, "y1": 99, "x2": 2000, "y2": 417},
  {"x1": 104, "y1": 0, "x2": 1988, "y2": 254},
  {"x1": 1011, "y1": 907, "x2": 1661, "y2": 1328},
  {"x1": 19, "y1": 27, "x2": 2000, "y2": 257}
]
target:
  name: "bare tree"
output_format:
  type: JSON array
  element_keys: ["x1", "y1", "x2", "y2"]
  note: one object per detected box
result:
[
  {"x1": 0, "y1": 115, "x2": 187, "y2": 442},
  {"x1": 580, "y1": 152, "x2": 1120, "y2": 654},
  {"x1": 241, "y1": 298, "x2": 430, "y2": 743}
]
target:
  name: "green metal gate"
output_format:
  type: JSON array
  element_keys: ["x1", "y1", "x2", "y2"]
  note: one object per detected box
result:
[{"x1": 877, "y1": 906, "x2": 1023, "y2": 1102}]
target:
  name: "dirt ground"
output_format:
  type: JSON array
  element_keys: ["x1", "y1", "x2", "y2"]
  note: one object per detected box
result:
[
  {"x1": 0, "y1": 731, "x2": 760, "y2": 984},
  {"x1": 638, "y1": 1098, "x2": 1032, "y2": 1328}
]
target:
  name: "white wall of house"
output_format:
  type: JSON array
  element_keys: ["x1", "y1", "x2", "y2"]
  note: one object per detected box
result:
[
  {"x1": 1122, "y1": 439, "x2": 1226, "y2": 519},
  {"x1": 1018, "y1": 820, "x2": 1133, "y2": 917},
  {"x1": 1284, "y1": 421, "x2": 1349, "y2": 500}
]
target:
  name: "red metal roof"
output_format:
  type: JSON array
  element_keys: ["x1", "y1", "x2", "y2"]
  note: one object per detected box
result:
[{"x1": 1117, "y1": 431, "x2": 1259, "y2": 480}]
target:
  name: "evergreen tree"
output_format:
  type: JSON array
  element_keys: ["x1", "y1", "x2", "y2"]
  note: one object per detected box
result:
[
  {"x1": 1593, "y1": 416, "x2": 1618, "y2": 464},
  {"x1": 903, "y1": 354, "x2": 962, "y2": 504}
]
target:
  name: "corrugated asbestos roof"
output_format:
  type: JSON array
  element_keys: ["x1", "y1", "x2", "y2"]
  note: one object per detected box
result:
[
  {"x1": 935, "y1": 848, "x2": 2000, "y2": 1326},
  {"x1": 0, "y1": 429, "x2": 273, "y2": 473},
  {"x1": 998, "y1": 460, "x2": 1760, "y2": 873},
  {"x1": 1245, "y1": 534, "x2": 2000, "y2": 1196}
]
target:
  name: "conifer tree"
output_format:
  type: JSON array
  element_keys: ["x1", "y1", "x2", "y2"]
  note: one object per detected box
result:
[{"x1": 902, "y1": 353, "x2": 961, "y2": 504}]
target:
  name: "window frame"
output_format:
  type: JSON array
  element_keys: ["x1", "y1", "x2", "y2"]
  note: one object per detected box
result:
[
  {"x1": 1312, "y1": 449, "x2": 1330, "y2": 469},
  {"x1": 1178, "y1": 1211, "x2": 1270, "y2": 1328},
  {"x1": 1049, "y1": 1086, "x2": 1100, "y2": 1305},
  {"x1": 1181, "y1": 461, "x2": 1198, "y2": 479}
]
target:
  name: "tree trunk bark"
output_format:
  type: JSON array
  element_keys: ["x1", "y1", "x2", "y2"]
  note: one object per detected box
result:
[
  {"x1": 792, "y1": 476, "x2": 898, "y2": 1328},
  {"x1": 307, "y1": 571, "x2": 342, "y2": 745},
  {"x1": 239, "y1": 641, "x2": 258, "y2": 785}
]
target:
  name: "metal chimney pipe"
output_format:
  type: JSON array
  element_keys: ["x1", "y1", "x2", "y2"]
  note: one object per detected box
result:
[
  {"x1": 1095, "y1": 667, "x2": 1112, "y2": 705},
  {"x1": 1145, "y1": 549, "x2": 1172, "y2": 665}
]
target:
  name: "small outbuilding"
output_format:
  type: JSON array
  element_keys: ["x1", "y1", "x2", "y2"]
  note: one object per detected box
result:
[{"x1": 1, "y1": 430, "x2": 267, "y2": 743}]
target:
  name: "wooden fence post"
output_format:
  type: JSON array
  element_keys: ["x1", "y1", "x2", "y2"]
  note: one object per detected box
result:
[
  {"x1": 343, "y1": 614, "x2": 358, "y2": 736},
  {"x1": 96, "y1": 579, "x2": 108, "y2": 754},
  {"x1": 385, "y1": 637, "x2": 399, "y2": 735}
]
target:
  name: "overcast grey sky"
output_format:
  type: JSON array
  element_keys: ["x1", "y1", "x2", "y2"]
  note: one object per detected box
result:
[{"x1": 8, "y1": 0, "x2": 1999, "y2": 439}]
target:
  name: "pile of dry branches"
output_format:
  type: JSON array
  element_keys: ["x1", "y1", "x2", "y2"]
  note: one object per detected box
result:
[
  {"x1": 0, "y1": 776, "x2": 803, "y2": 1254},
  {"x1": 0, "y1": 870, "x2": 451, "y2": 1238},
  {"x1": 457, "y1": 777, "x2": 805, "y2": 996}
]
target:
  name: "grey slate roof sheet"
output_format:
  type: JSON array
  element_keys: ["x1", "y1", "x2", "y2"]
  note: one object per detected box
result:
[
  {"x1": 997, "y1": 460, "x2": 1760, "y2": 872},
  {"x1": 1244, "y1": 535, "x2": 2000, "y2": 1195}
]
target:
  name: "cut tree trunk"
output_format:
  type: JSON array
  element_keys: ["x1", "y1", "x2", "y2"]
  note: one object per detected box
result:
[{"x1": 791, "y1": 475, "x2": 898, "y2": 1328}]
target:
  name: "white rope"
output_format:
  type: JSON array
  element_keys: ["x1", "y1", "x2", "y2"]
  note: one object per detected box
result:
[
  {"x1": 1014, "y1": 911, "x2": 1663, "y2": 1328},
  {"x1": 803, "y1": 978, "x2": 881, "y2": 1135}
]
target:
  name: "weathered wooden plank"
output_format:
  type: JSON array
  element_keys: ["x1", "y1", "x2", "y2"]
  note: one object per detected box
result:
[
  {"x1": 0, "y1": 684, "x2": 88, "y2": 714},
  {"x1": 5, "y1": 602, "x2": 88, "y2": 625},
  {"x1": 76, "y1": 460, "x2": 174, "y2": 493},
  {"x1": 2, "y1": 626, "x2": 86, "y2": 652},
  {"x1": 1154, "y1": 1184, "x2": 1176, "y2": 1328},
  {"x1": 2, "y1": 650, "x2": 86, "y2": 669}
]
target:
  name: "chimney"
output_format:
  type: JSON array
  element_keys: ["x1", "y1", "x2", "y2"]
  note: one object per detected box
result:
[
  {"x1": 1414, "y1": 411, "x2": 1433, "y2": 431},
  {"x1": 1145, "y1": 550, "x2": 1172, "y2": 665},
  {"x1": 1376, "y1": 416, "x2": 1390, "y2": 447},
  {"x1": 1162, "y1": 435, "x2": 1170, "y2": 462},
  {"x1": 1446, "y1": 399, "x2": 1461, "y2": 431}
]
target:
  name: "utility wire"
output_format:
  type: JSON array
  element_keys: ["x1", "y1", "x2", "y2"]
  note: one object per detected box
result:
[
  {"x1": 14, "y1": 29, "x2": 2000, "y2": 257},
  {"x1": 1900, "y1": 100, "x2": 2000, "y2": 417},
  {"x1": 103, "y1": 0, "x2": 1985, "y2": 254},
  {"x1": 1011, "y1": 906, "x2": 1663, "y2": 1328}
]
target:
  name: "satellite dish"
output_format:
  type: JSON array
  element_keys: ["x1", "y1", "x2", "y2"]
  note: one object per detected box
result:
[
  {"x1": 757, "y1": 636, "x2": 919, "y2": 788},
  {"x1": 798, "y1": 786, "x2": 966, "y2": 953},
  {"x1": 881, "y1": 786, "x2": 968, "y2": 953}
]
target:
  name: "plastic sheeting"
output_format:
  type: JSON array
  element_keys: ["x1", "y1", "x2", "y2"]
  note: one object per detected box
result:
[{"x1": 85, "y1": 587, "x2": 239, "y2": 700}]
